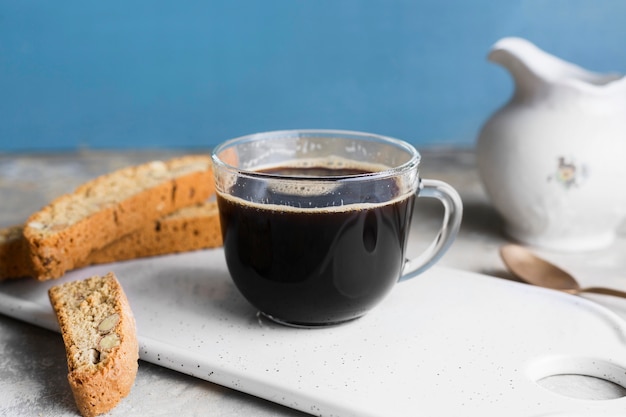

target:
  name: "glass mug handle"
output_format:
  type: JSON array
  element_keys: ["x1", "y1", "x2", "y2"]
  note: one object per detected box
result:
[{"x1": 399, "y1": 179, "x2": 463, "y2": 281}]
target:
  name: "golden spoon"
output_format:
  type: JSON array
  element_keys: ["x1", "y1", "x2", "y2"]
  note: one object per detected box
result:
[{"x1": 499, "y1": 244, "x2": 626, "y2": 298}]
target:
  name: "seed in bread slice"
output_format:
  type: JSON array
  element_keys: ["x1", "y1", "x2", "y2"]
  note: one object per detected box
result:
[
  {"x1": 48, "y1": 272, "x2": 138, "y2": 417},
  {"x1": 23, "y1": 155, "x2": 214, "y2": 280}
]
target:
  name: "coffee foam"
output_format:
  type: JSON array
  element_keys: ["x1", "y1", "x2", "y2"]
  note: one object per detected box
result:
[
  {"x1": 267, "y1": 181, "x2": 335, "y2": 198},
  {"x1": 217, "y1": 189, "x2": 412, "y2": 214},
  {"x1": 260, "y1": 156, "x2": 390, "y2": 173},
  {"x1": 218, "y1": 156, "x2": 413, "y2": 213},
  {"x1": 256, "y1": 157, "x2": 392, "y2": 198},
  {"x1": 218, "y1": 157, "x2": 412, "y2": 213}
]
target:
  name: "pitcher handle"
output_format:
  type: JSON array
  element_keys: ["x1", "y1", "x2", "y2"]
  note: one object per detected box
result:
[{"x1": 400, "y1": 179, "x2": 463, "y2": 281}]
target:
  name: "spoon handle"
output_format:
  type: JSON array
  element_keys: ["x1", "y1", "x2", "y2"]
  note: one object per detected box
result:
[{"x1": 576, "y1": 286, "x2": 626, "y2": 299}]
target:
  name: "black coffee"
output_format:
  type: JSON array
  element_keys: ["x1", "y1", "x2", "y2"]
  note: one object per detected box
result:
[{"x1": 217, "y1": 165, "x2": 415, "y2": 326}]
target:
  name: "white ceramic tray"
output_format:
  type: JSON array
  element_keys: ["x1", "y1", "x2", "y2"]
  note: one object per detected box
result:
[{"x1": 1, "y1": 249, "x2": 626, "y2": 416}]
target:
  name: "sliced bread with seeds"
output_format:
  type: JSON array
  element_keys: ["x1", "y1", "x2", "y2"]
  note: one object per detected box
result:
[
  {"x1": 48, "y1": 272, "x2": 138, "y2": 417},
  {"x1": 23, "y1": 155, "x2": 214, "y2": 280},
  {"x1": 0, "y1": 201, "x2": 222, "y2": 281}
]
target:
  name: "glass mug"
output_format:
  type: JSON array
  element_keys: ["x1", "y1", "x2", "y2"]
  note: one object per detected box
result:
[{"x1": 212, "y1": 130, "x2": 463, "y2": 327}]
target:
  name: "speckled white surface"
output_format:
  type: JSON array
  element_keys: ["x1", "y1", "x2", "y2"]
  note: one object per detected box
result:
[{"x1": 1, "y1": 249, "x2": 626, "y2": 417}]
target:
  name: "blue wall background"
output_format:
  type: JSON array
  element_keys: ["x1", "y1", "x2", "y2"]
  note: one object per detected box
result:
[{"x1": 1, "y1": 1, "x2": 625, "y2": 151}]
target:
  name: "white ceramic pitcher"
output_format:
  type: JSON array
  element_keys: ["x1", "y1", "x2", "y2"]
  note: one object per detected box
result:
[{"x1": 476, "y1": 37, "x2": 626, "y2": 251}]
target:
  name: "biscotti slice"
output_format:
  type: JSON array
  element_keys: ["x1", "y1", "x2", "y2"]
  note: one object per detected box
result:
[
  {"x1": 82, "y1": 201, "x2": 222, "y2": 265},
  {"x1": 24, "y1": 155, "x2": 214, "y2": 280},
  {"x1": 48, "y1": 272, "x2": 138, "y2": 417},
  {"x1": 0, "y1": 225, "x2": 32, "y2": 279},
  {"x1": 0, "y1": 201, "x2": 222, "y2": 281}
]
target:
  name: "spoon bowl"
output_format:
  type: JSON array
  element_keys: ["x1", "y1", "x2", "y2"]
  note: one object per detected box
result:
[{"x1": 499, "y1": 244, "x2": 626, "y2": 299}]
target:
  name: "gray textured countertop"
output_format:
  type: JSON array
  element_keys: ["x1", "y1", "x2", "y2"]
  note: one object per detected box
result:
[{"x1": 1, "y1": 149, "x2": 626, "y2": 416}]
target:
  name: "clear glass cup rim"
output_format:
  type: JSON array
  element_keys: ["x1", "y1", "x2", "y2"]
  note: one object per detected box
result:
[{"x1": 211, "y1": 129, "x2": 421, "y2": 181}]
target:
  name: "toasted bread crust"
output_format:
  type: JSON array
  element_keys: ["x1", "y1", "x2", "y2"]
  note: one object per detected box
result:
[{"x1": 48, "y1": 272, "x2": 138, "y2": 417}]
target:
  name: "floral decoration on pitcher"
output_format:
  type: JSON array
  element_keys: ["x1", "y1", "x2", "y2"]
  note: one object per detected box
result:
[{"x1": 547, "y1": 157, "x2": 588, "y2": 189}]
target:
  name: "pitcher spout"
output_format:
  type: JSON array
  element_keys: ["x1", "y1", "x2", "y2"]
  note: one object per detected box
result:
[{"x1": 488, "y1": 37, "x2": 625, "y2": 99}]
